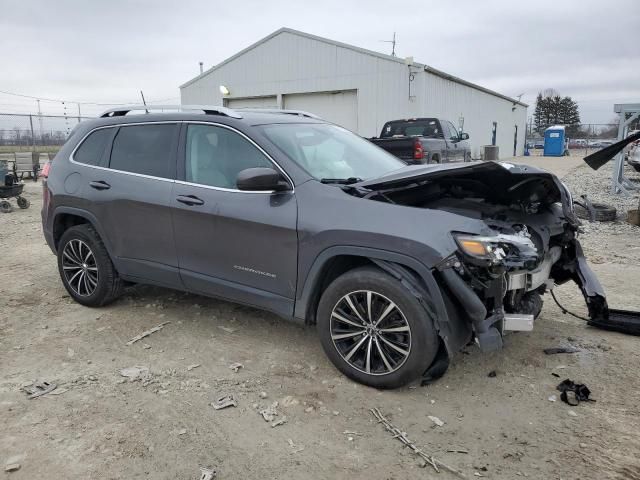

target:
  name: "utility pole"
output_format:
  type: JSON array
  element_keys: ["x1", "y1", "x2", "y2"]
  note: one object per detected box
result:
[
  {"x1": 36, "y1": 99, "x2": 44, "y2": 141},
  {"x1": 77, "y1": 103, "x2": 81, "y2": 122}
]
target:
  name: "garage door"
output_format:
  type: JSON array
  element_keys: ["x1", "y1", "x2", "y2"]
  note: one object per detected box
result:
[
  {"x1": 283, "y1": 90, "x2": 358, "y2": 132},
  {"x1": 226, "y1": 96, "x2": 278, "y2": 109}
]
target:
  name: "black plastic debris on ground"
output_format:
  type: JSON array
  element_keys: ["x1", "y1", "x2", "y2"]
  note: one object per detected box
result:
[
  {"x1": 556, "y1": 379, "x2": 595, "y2": 406},
  {"x1": 487, "y1": 370, "x2": 497, "y2": 378},
  {"x1": 544, "y1": 347, "x2": 580, "y2": 355}
]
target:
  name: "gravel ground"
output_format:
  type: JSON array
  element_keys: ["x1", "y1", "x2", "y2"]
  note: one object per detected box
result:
[{"x1": 1, "y1": 164, "x2": 640, "y2": 479}]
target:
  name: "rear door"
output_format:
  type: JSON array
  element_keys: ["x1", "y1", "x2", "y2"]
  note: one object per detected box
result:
[
  {"x1": 171, "y1": 122, "x2": 298, "y2": 317},
  {"x1": 78, "y1": 122, "x2": 180, "y2": 286}
]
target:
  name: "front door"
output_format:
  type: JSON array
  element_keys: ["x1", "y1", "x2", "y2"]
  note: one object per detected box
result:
[
  {"x1": 171, "y1": 123, "x2": 298, "y2": 317},
  {"x1": 445, "y1": 121, "x2": 461, "y2": 161}
]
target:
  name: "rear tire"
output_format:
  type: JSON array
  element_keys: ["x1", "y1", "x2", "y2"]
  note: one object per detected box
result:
[
  {"x1": 430, "y1": 154, "x2": 441, "y2": 164},
  {"x1": 0, "y1": 200, "x2": 12, "y2": 213},
  {"x1": 464, "y1": 151, "x2": 472, "y2": 162},
  {"x1": 57, "y1": 224, "x2": 123, "y2": 307},
  {"x1": 317, "y1": 266, "x2": 439, "y2": 389}
]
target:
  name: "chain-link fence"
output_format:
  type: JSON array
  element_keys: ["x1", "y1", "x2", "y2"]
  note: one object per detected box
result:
[
  {"x1": 525, "y1": 122, "x2": 619, "y2": 157},
  {"x1": 0, "y1": 113, "x2": 93, "y2": 154}
]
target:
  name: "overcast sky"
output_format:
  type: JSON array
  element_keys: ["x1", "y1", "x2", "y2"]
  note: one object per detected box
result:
[{"x1": 1, "y1": 0, "x2": 638, "y2": 123}]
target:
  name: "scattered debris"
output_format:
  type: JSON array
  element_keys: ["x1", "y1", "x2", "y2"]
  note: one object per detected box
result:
[
  {"x1": 199, "y1": 466, "x2": 216, "y2": 480},
  {"x1": 343, "y1": 431, "x2": 364, "y2": 436},
  {"x1": 22, "y1": 381, "x2": 57, "y2": 399},
  {"x1": 281, "y1": 395, "x2": 299, "y2": 407},
  {"x1": 119, "y1": 366, "x2": 149, "y2": 380},
  {"x1": 126, "y1": 321, "x2": 170, "y2": 345},
  {"x1": 228, "y1": 362, "x2": 244, "y2": 373},
  {"x1": 551, "y1": 372, "x2": 561, "y2": 378},
  {"x1": 556, "y1": 379, "x2": 594, "y2": 406},
  {"x1": 259, "y1": 391, "x2": 268, "y2": 399},
  {"x1": 218, "y1": 326, "x2": 237, "y2": 334},
  {"x1": 187, "y1": 364, "x2": 201, "y2": 371},
  {"x1": 178, "y1": 429, "x2": 187, "y2": 435},
  {"x1": 544, "y1": 347, "x2": 579, "y2": 355},
  {"x1": 428, "y1": 415, "x2": 445, "y2": 427},
  {"x1": 271, "y1": 417, "x2": 287, "y2": 428},
  {"x1": 49, "y1": 387, "x2": 69, "y2": 396},
  {"x1": 568, "y1": 410, "x2": 578, "y2": 417},
  {"x1": 259, "y1": 401, "x2": 279, "y2": 422},
  {"x1": 448, "y1": 448, "x2": 469, "y2": 454},
  {"x1": 487, "y1": 370, "x2": 497, "y2": 378},
  {"x1": 304, "y1": 406, "x2": 314, "y2": 413},
  {"x1": 287, "y1": 438, "x2": 304, "y2": 453},
  {"x1": 370, "y1": 408, "x2": 466, "y2": 478},
  {"x1": 211, "y1": 394, "x2": 237, "y2": 410},
  {"x1": 4, "y1": 464, "x2": 20, "y2": 473},
  {"x1": 548, "y1": 395, "x2": 557, "y2": 402}
]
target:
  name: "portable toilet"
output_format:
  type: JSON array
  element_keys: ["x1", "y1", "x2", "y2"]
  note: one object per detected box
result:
[{"x1": 544, "y1": 125, "x2": 566, "y2": 157}]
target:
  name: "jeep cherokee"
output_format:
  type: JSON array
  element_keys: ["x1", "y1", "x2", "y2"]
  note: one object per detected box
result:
[{"x1": 41, "y1": 105, "x2": 608, "y2": 389}]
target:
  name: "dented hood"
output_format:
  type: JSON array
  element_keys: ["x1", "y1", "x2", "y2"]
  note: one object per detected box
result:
[
  {"x1": 355, "y1": 161, "x2": 548, "y2": 189},
  {"x1": 354, "y1": 161, "x2": 580, "y2": 226}
]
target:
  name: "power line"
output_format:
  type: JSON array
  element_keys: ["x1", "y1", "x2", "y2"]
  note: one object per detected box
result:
[{"x1": 0, "y1": 89, "x2": 179, "y2": 106}]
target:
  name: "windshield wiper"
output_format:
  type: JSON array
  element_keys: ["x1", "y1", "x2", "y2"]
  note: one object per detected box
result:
[{"x1": 320, "y1": 177, "x2": 363, "y2": 185}]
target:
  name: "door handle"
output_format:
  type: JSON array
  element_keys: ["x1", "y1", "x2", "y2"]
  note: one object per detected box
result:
[
  {"x1": 89, "y1": 180, "x2": 111, "y2": 190},
  {"x1": 176, "y1": 195, "x2": 204, "y2": 206}
]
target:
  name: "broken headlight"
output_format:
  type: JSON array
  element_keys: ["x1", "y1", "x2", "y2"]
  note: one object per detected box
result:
[{"x1": 453, "y1": 232, "x2": 538, "y2": 266}]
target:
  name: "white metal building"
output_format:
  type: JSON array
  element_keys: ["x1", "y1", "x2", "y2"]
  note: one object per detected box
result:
[{"x1": 180, "y1": 28, "x2": 528, "y2": 158}]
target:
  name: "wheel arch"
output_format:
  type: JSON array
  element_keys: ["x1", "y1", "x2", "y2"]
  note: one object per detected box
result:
[
  {"x1": 296, "y1": 247, "x2": 445, "y2": 325},
  {"x1": 52, "y1": 207, "x2": 113, "y2": 256}
]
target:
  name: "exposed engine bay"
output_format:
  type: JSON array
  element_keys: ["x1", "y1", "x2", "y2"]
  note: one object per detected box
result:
[{"x1": 348, "y1": 161, "x2": 610, "y2": 352}]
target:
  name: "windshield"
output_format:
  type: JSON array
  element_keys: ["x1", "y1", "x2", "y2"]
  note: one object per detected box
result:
[{"x1": 259, "y1": 123, "x2": 404, "y2": 181}]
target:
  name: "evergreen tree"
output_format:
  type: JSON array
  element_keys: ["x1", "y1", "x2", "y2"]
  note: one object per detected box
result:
[{"x1": 533, "y1": 90, "x2": 580, "y2": 136}]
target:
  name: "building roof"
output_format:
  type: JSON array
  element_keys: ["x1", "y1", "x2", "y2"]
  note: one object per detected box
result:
[{"x1": 180, "y1": 27, "x2": 527, "y2": 107}]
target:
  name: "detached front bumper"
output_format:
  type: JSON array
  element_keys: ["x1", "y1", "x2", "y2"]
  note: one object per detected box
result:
[{"x1": 438, "y1": 238, "x2": 608, "y2": 352}]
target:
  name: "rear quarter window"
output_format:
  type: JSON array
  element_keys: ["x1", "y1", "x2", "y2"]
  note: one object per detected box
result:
[
  {"x1": 73, "y1": 128, "x2": 113, "y2": 165},
  {"x1": 109, "y1": 124, "x2": 176, "y2": 179}
]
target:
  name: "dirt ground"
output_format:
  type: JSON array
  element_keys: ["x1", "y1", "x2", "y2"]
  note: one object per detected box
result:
[{"x1": 1, "y1": 159, "x2": 640, "y2": 480}]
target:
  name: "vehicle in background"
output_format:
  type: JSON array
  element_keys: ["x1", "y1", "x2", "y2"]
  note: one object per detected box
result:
[
  {"x1": 533, "y1": 140, "x2": 544, "y2": 149},
  {"x1": 369, "y1": 118, "x2": 471, "y2": 164},
  {"x1": 568, "y1": 139, "x2": 588, "y2": 148},
  {"x1": 588, "y1": 140, "x2": 602, "y2": 148}
]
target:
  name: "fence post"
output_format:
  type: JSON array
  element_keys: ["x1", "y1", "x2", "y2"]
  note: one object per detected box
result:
[{"x1": 29, "y1": 114, "x2": 36, "y2": 152}]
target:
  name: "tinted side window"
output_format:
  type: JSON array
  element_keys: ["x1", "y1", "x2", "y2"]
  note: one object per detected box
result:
[
  {"x1": 74, "y1": 128, "x2": 113, "y2": 165},
  {"x1": 109, "y1": 124, "x2": 176, "y2": 178},
  {"x1": 185, "y1": 124, "x2": 272, "y2": 189},
  {"x1": 447, "y1": 122, "x2": 459, "y2": 140}
]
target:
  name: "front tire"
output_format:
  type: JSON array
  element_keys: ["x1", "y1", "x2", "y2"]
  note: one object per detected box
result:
[
  {"x1": 317, "y1": 266, "x2": 439, "y2": 389},
  {"x1": 57, "y1": 224, "x2": 123, "y2": 307}
]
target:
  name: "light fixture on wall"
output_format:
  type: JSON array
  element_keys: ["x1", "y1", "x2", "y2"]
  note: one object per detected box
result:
[{"x1": 219, "y1": 85, "x2": 230, "y2": 96}]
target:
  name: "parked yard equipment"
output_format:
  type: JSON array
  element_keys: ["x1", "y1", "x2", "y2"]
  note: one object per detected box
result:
[{"x1": 0, "y1": 183, "x2": 30, "y2": 213}]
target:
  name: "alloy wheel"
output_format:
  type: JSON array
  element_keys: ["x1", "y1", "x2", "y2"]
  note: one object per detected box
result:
[
  {"x1": 62, "y1": 239, "x2": 99, "y2": 297},
  {"x1": 330, "y1": 290, "x2": 411, "y2": 375}
]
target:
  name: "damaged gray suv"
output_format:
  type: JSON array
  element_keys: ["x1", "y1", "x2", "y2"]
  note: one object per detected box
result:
[{"x1": 41, "y1": 105, "x2": 609, "y2": 389}]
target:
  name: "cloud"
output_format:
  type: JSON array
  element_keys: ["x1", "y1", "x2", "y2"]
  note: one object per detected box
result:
[{"x1": 0, "y1": 0, "x2": 638, "y2": 122}]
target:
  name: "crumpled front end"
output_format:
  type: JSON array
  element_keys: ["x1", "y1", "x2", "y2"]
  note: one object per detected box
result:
[{"x1": 352, "y1": 161, "x2": 609, "y2": 352}]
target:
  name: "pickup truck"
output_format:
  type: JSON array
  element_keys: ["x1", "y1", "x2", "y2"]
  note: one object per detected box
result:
[{"x1": 369, "y1": 118, "x2": 471, "y2": 164}]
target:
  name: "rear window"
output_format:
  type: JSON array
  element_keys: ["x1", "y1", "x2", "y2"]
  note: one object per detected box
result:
[
  {"x1": 381, "y1": 120, "x2": 442, "y2": 139},
  {"x1": 73, "y1": 128, "x2": 113, "y2": 165},
  {"x1": 109, "y1": 124, "x2": 176, "y2": 178}
]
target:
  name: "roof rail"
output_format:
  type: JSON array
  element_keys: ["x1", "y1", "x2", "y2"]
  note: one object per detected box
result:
[
  {"x1": 99, "y1": 104, "x2": 243, "y2": 119},
  {"x1": 239, "y1": 108, "x2": 322, "y2": 119}
]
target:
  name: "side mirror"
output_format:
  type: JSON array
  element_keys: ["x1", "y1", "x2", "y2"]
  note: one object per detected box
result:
[
  {"x1": 460, "y1": 132, "x2": 469, "y2": 140},
  {"x1": 236, "y1": 167, "x2": 290, "y2": 192}
]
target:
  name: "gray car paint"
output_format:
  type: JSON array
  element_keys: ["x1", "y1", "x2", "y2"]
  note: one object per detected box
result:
[{"x1": 42, "y1": 111, "x2": 606, "y2": 358}]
